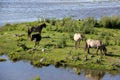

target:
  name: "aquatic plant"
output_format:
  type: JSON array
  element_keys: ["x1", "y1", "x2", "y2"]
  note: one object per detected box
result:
[
  {"x1": 35, "y1": 76, "x2": 40, "y2": 80},
  {"x1": 0, "y1": 58, "x2": 6, "y2": 62}
]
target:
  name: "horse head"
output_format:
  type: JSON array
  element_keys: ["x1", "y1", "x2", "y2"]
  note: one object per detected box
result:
[{"x1": 80, "y1": 34, "x2": 85, "y2": 41}]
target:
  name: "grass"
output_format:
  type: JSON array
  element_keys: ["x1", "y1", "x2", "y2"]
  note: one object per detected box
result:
[{"x1": 0, "y1": 17, "x2": 120, "y2": 72}]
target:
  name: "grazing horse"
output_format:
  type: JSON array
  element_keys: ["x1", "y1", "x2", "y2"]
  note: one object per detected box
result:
[
  {"x1": 85, "y1": 39, "x2": 107, "y2": 55},
  {"x1": 73, "y1": 33, "x2": 83, "y2": 49},
  {"x1": 31, "y1": 33, "x2": 41, "y2": 47},
  {"x1": 28, "y1": 23, "x2": 46, "y2": 38}
]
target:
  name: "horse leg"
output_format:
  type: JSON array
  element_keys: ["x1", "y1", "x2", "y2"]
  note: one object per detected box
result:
[
  {"x1": 86, "y1": 44, "x2": 90, "y2": 54},
  {"x1": 37, "y1": 41, "x2": 40, "y2": 46},
  {"x1": 96, "y1": 47, "x2": 99, "y2": 55},
  {"x1": 36, "y1": 41, "x2": 40, "y2": 47},
  {"x1": 103, "y1": 50, "x2": 106, "y2": 56},
  {"x1": 100, "y1": 48, "x2": 105, "y2": 56},
  {"x1": 28, "y1": 29, "x2": 32, "y2": 38},
  {"x1": 87, "y1": 48, "x2": 90, "y2": 54},
  {"x1": 29, "y1": 34, "x2": 31, "y2": 39},
  {"x1": 34, "y1": 41, "x2": 37, "y2": 47},
  {"x1": 75, "y1": 41, "x2": 77, "y2": 49},
  {"x1": 78, "y1": 41, "x2": 80, "y2": 48}
]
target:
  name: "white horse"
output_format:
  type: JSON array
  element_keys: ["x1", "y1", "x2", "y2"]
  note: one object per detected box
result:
[
  {"x1": 85, "y1": 39, "x2": 107, "y2": 55},
  {"x1": 73, "y1": 33, "x2": 83, "y2": 49}
]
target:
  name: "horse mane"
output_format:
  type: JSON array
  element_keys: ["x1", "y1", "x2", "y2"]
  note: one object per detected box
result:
[
  {"x1": 38, "y1": 23, "x2": 46, "y2": 28},
  {"x1": 27, "y1": 23, "x2": 46, "y2": 38}
]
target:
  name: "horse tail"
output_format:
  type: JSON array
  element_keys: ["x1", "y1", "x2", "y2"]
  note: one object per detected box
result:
[
  {"x1": 103, "y1": 45, "x2": 107, "y2": 55},
  {"x1": 27, "y1": 27, "x2": 31, "y2": 37},
  {"x1": 27, "y1": 27, "x2": 29, "y2": 36},
  {"x1": 85, "y1": 41, "x2": 88, "y2": 51}
]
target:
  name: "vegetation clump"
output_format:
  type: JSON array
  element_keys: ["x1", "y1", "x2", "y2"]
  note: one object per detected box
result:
[{"x1": 0, "y1": 58, "x2": 6, "y2": 62}]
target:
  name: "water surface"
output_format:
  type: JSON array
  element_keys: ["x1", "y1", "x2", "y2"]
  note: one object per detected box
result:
[
  {"x1": 0, "y1": 0, "x2": 120, "y2": 26},
  {"x1": 0, "y1": 55, "x2": 120, "y2": 80}
]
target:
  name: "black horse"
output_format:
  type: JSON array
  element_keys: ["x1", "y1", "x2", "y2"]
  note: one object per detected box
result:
[
  {"x1": 28, "y1": 23, "x2": 46, "y2": 38},
  {"x1": 31, "y1": 33, "x2": 41, "y2": 47}
]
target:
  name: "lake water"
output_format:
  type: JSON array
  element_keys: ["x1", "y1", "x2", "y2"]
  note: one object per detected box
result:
[
  {"x1": 0, "y1": 55, "x2": 120, "y2": 80},
  {"x1": 0, "y1": 0, "x2": 120, "y2": 26}
]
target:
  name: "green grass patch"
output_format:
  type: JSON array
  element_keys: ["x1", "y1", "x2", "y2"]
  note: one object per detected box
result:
[{"x1": 0, "y1": 16, "x2": 120, "y2": 72}]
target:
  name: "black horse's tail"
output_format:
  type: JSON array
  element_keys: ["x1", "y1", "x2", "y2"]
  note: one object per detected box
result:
[
  {"x1": 102, "y1": 45, "x2": 107, "y2": 55},
  {"x1": 27, "y1": 27, "x2": 31, "y2": 37},
  {"x1": 85, "y1": 42, "x2": 88, "y2": 51}
]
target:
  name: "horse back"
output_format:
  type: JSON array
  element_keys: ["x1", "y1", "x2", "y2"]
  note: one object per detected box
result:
[
  {"x1": 31, "y1": 34, "x2": 41, "y2": 41},
  {"x1": 86, "y1": 39, "x2": 102, "y2": 47}
]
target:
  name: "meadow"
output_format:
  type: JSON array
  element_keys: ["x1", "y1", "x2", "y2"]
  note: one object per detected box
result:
[{"x1": 0, "y1": 16, "x2": 120, "y2": 73}]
